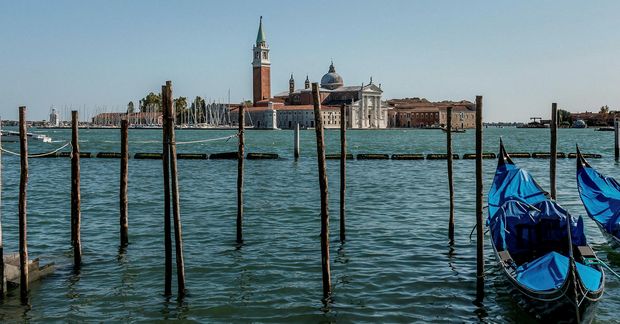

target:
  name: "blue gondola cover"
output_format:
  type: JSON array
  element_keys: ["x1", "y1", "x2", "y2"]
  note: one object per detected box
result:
[
  {"x1": 516, "y1": 251, "x2": 602, "y2": 292},
  {"x1": 577, "y1": 165, "x2": 620, "y2": 238}
]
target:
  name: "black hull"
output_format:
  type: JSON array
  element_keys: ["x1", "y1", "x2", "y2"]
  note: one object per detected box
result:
[
  {"x1": 595, "y1": 222, "x2": 620, "y2": 250},
  {"x1": 492, "y1": 243, "x2": 604, "y2": 323}
]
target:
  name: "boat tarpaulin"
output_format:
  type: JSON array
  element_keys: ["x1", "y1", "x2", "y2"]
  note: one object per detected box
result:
[
  {"x1": 516, "y1": 251, "x2": 602, "y2": 292},
  {"x1": 577, "y1": 165, "x2": 620, "y2": 238},
  {"x1": 488, "y1": 162, "x2": 548, "y2": 221},
  {"x1": 490, "y1": 200, "x2": 586, "y2": 255}
]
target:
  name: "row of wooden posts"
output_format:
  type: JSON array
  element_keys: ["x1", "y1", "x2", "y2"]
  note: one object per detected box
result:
[
  {"x1": 0, "y1": 85, "x2": 481, "y2": 303},
  {"x1": 6, "y1": 83, "x2": 600, "y2": 304}
]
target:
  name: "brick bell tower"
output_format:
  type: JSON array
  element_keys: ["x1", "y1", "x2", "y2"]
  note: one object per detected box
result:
[{"x1": 252, "y1": 16, "x2": 271, "y2": 105}]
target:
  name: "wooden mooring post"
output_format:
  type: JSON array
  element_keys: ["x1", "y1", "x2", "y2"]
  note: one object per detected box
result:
[
  {"x1": 71, "y1": 110, "x2": 82, "y2": 268},
  {"x1": 18, "y1": 106, "x2": 29, "y2": 301},
  {"x1": 165, "y1": 81, "x2": 186, "y2": 297},
  {"x1": 237, "y1": 104, "x2": 245, "y2": 244},
  {"x1": 447, "y1": 107, "x2": 455, "y2": 244},
  {"x1": 294, "y1": 123, "x2": 300, "y2": 160},
  {"x1": 475, "y1": 96, "x2": 484, "y2": 302},
  {"x1": 120, "y1": 119, "x2": 129, "y2": 246},
  {"x1": 550, "y1": 103, "x2": 557, "y2": 200},
  {"x1": 615, "y1": 117, "x2": 619, "y2": 162},
  {"x1": 340, "y1": 104, "x2": 346, "y2": 242},
  {"x1": 162, "y1": 84, "x2": 172, "y2": 297},
  {"x1": 0, "y1": 117, "x2": 4, "y2": 297},
  {"x1": 312, "y1": 83, "x2": 332, "y2": 300}
]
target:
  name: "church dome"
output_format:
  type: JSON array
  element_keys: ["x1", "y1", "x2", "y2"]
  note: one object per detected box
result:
[{"x1": 320, "y1": 62, "x2": 343, "y2": 90}]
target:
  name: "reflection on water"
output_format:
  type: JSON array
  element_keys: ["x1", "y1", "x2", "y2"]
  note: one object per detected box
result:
[{"x1": 0, "y1": 127, "x2": 619, "y2": 321}]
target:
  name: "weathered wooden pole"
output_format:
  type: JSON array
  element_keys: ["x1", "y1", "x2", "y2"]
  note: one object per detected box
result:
[
  {"x1": 18, "y1": 106, "x2": 29, "y2": 301},
  {"x1": 237, "y1": 104, "x2": 245, "y2": 244},
  {"x1": 447, "y1": 107, "x2": 455, "y2": 244},
  {"x1": 0, "y1": 118, "x2": 4, "y2": 297},
  {"x1": 120, "y1": 118, "x2": 129, "y2": 246},
  {"x1": 71, "y1": 110, "x2": 82, "y2": 268},
  {"x1": 161, "y1": 85, "x2": 172, "y2": 297},
  {"x1": 339, "y1": 104, "x2": 346, "y2": 242},
  {"x1": 311, "y1": 82, "x2": 332, "y2": 300},
  {"x1": 475, "y1": 96, "x2": 484, "y2": 302},
  {"x1": 550, "y1": 103, "x2": 557, "y2": 200},
  {"x1": 294, "y1": 123, "x2": 300, "y2": 160},
  {"x1": 166, "y1": 81, "x2": 186, "y2": 297},
  {"x1": 615, "y1": 117, "x2": 619, "y2": 162}
]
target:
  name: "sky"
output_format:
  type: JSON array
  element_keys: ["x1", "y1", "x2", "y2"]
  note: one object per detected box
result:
[{"x1": 1, "y1": 1, "x2": 619, "y2": 122}]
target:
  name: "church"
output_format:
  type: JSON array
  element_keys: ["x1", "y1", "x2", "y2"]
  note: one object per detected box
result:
[{"x1": 241, "y1": 17, "x2": 390, "y2": 129}]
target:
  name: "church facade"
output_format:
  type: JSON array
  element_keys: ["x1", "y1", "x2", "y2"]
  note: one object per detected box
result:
[{"x1": 241, "y1": 17, "x2": 390, "y2": 129}]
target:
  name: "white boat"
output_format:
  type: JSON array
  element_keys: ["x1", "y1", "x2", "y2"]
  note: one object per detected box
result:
[{"x1": 1, "y1": 130, "x2": 52, "y2": 143}]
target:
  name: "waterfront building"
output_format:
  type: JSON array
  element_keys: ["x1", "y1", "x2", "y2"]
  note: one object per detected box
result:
[
  {"x1": 387, "y1": 98, "x2": 476, "y2": 128},
  {"x1": 242, "y1": 17, "x2": 389, "y2": 129}
]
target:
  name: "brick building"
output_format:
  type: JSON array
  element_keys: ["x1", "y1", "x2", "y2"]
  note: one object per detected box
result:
[{"x1": 387, "y1": 98, "x2": 476, "y2": 129}]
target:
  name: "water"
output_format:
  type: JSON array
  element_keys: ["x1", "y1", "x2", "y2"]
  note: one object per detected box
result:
[{"x1": 0, "y1": 127, "x2": 619, "y2": 322}]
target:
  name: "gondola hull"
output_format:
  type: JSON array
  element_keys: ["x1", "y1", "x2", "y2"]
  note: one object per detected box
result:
[
  {"x1": 491, "y1": 242, "x2": 603, "y2": 323},
  {"x1": 594, "y1": 222, "x2": 620, "y2": 250},
  {"x1": 489, "y1": 141, "x2": 605, "y2": 323}
]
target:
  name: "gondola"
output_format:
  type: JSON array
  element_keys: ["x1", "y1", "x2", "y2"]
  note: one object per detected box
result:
[
  {"x1": 488, "y1": 140, "x2": 604, "y2": 322},
  {"x1": 576, "y1": 147, "x2": 620, "y2": 249}
]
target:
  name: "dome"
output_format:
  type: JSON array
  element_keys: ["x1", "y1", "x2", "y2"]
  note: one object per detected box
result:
[{"x1": 320, "y1": 62, "x2": 344, "y2": 90}]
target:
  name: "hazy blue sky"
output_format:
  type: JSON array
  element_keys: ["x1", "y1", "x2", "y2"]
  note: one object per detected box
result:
[{"x1": 1, "y1": 1, "x2": 619, "y2": 121}]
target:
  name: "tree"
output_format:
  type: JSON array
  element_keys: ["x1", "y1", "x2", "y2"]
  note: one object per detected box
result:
[
  {"x1": 140, "y1": 92, "x2": 162, "y2": 112},
  {"x1": 192, "y1": 96, "x2": 205, "y2": 124},
  {"x1": 557, "y1": 109, "x2": 572, "y2": 125},
  {"x1": 127, "y1": 101, "x2": 135, "y2": 113},
  {"x1": 174, "y1": 96, "x2": 188, "y2": 123},
  {"x1": 600, "y1": 105, "x2": 610, "y2": 114}
]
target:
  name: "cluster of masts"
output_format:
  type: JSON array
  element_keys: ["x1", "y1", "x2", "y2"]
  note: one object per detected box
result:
[{"x1": 47, "y1": 99, "x2": 237, "y2": 128}]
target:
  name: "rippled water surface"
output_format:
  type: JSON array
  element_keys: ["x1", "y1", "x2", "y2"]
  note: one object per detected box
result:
[{"x1": 1, "y1": 127, "x2": 620, "y2": 322}]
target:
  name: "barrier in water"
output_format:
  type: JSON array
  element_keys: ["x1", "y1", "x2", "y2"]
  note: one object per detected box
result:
[
  {"x1": 426, "y1": 153, "x2": 460, "y2": 160},
  {"x1": 247, "y1": 153, "x2": 279, "y2": 160},
  {"x1": 357, "y1": 153, "x2": 389, "y2": 160},
  {"x1": 96, "y1": 152, "x2": 122, "y2": 158},
  {"x1": 462, "y1": 153, "x2": 496, "y2": 159},
  {"x1": 177, "y1": 153, "x2": 208, "y2": 160},
  {"x1": 134, "y1": 153, "x2": 162, "y2": 159},
  {"x1": 391, "y1": 153, "x2": 425, "y2": 160},
  {"x1": 209, "y1": 152, "x2": 238, "y2": 159}
]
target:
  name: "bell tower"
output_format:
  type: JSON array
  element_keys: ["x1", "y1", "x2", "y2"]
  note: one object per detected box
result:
[{"x1": 252, "y1": 16, "x2": 271, "y2": 105}]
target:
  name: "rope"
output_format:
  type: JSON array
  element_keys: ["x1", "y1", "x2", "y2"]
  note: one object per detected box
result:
[
  {"x1": 176, "y1": 133, "x2": 238, "y2": 145},
  {"x1": 0, "y1": 141, "x2": 71, "y2": 158},
  {"x1": 585, "y1": 256, "x2": 620, "y2": 280},
  {"x1": 130, "y1": 133, "x2": 239, "y2": 145}
]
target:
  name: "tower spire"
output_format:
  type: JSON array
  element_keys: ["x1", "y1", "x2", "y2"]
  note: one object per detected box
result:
[{"x1": 256, "y1": 16, "x2": 266, "y2": 45}]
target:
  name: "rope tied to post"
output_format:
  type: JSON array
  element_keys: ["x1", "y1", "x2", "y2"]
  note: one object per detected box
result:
[{"x1": 0, "y1": 141, "x2": 71, "y2": 158}]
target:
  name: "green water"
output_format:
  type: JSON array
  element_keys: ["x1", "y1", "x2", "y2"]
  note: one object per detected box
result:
[{"x1": 0, "y1": 127, "x2": 618, "y2": 322}]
